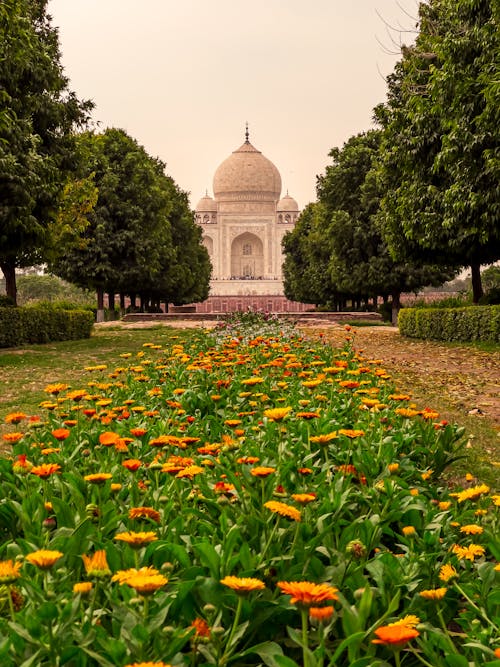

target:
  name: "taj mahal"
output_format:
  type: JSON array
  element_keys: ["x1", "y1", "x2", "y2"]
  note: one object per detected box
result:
[{"x1": 193, "y1": 127, "x2": 304, "y2": 311}]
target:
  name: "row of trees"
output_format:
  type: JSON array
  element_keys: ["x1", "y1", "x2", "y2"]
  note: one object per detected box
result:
[
  {"x1": 0, "y1": 0, "x2": 210, "y2": 308},
  {"x1": 283, "y1": 0, "x2": 499, "y2": 320}
]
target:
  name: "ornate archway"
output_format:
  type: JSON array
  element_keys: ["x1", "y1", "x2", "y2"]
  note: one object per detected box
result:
[{"x1": 231, "y1": 232, "x2": 264, "y2": 279}]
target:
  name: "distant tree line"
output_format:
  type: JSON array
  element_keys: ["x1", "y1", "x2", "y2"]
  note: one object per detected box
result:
[
  {"x1": 283, "y1": 0, "x2": 499, "y2": 321},
  {"x1": 0, "y1": 0, "x2": 210, "y2": 308}
]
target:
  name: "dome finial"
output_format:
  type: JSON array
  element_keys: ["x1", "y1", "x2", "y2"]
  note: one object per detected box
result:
[{"x1": 245, "y1": 121, "x2": 249, "y2": 144}]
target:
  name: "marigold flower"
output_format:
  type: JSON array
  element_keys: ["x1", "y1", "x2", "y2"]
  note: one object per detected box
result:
[
  {"x1": 30, "y1": 463, "x2": 61, "y2": 478},
  {"x1": 25, "y1": 550, "x2": 63, "y2": 570},
  {"x1": 438, "y1": 501, "x2": 452, "y2": 510},
  {"x1": 338, "y1": 429, "x2": 365, "y2": 439},
  {"x1": 241, "y1": 377, "x2": 264, "y2": 385},
  {"x1": 112, "y1": 566, "x2": 160, "y2": 583},
  {"x1": 263, "y1": 407, "x2": 292, "y2": 421},
  {"x1": 453, "y1": 484, "x2": 490, "y2": 503},
  {"x1": 65, "y1": 389, "x2": 88, "y2": 402},
  {"x1": 265, "y1": 500, "x2": 301, "y2": 522},
  {"x1": 122, "y1": 458, "x2": 142, "y2": 472},
  {"x1": 2, "y1": 432, "x2": 24, "y2": 443},
  {"x1": 51, "y1": 428, "x2": 70, "y2": 441},
  {"x1": 123, "y1": 573, "x2": 168, "y2": 596},
  {"x1": 277, "y1": 581, "x2": 339, "y2": 607},
  {"x1": 459, "y1": 524, "x2": 484, "y2": 535},
  {"x1": 130, "y1": 428, "x2": 147, "y2": 437},
  {"x1": 395, "y1": 407, "x2": 420, "y2": 418},
  {"x1": 402, "y1": 526, "x2": 417, "y2": 537},
  {"x1": 191, "y1": 617, "x2": 211, "y2": 638},
  {"x1": 297, "y1": 467, "x2": 313, "y2": 475},
  {"x1": 73, "y1": 581, "x2": 93, "y2": 595},
  {"x1": 419, "y1": 588, "x2": 447, "y2": 600},
  {"x1": 99, "y1": 431, "x2": 120, "y2": 446},
  {"x1": 12, "y1": 454, "x2": 32, "y2": 473},
  {"x1": 44, "y1": 383, "x2": 69, "y2": 395},
  {"x1": 310, "y1": 432, "x2": 338, "y2": 444},
  {"x1": 291, "y1": 493, "x2": 316, "y2": 504},
  {"x1": 309, "y1": 606, "x2": 334, "y2": 622},
  {"x1": 451, "y1": 543, "x2": 485, "y2": 561},
  {"x1": 4, "y1": 412, "x2": 27, "y2": 424},
  {"x1": 388, "y1": 463, "x2": 400, "y2": 474},
  {"x1": 390, "y1": 615, "x2": 420, "y2": 628},
  {"x1": 296, "y1": 411, "x2": 320, "y2": 420},
  {"x1": 129, "y1": 507, "x2": 161, "y2": 523},
  {"x1": 114, "y1": 531, "x2": 158, "y2": 548},
  {"x1": 237, "y1": 456, "x2": 260, "y2": 464},
  {"x1": 491, "y1": 495, "x2": 500, "y2": 507},
  {"x1": 124, "y1": 662, "x2": 173, "y2": 667},
  {"x1": 372, "y1": 624, "x2": 419, "y2": 646},
  {"x1": 176, "y1": 465, "x2": 204, "y2": 479},
  {"x1": 220, "y1": 576, "x2": 266, "y2": 594},
  {"x1": 84, "y1": 473, "x2": 112, "y2": 484},
  {"x1": 0, "y1": 559, "x2": 22, "y2": 584},
  {"x1": 439, "y1": 564, "x2": 458, "y2": 582},
  {"x1": 82, "y1": 550, "x2": 111, "y2": 578},
  {"x1": 251, "y1": 466, "x2": 275, "y2": 478}
]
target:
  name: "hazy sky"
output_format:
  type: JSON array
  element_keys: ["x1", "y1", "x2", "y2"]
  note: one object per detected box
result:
[{"x1": 47, "y1": 0, "x2": 419, "y2": 209}]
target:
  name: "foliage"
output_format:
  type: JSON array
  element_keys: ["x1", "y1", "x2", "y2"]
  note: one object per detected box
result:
[
  {"x1": 0, "y1": 305, "x2": 94, "y2": 348},
  {"x1": 50, "y1": 128, "x2": 210, "y2": 307},
  {"x1": 0, "y1": 322, "x2": 498, "y2": 666},
  {"x1": 16, "y1": 274, "x2": 95, "y2": 308},
  {"x1": 376, "y1": 0, "x2": 500, "y2": 302},
  {"x1": 399, "y1": 305, "x2": 500, "y2": 342},
  {"x1": 0, "y1": 0, "x2": 92, "y2": 303}
]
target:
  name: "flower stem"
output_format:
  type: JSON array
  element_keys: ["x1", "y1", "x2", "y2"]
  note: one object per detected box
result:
[
  {"x1": 221, "y1": 595, "x2": 243, "y2": 664},
  {"x1": 301, "y1": 608, "x2": 310, "y2": 667},
  {"x1": 454, "y1": 583, "x2": 497, "y2": 630}
]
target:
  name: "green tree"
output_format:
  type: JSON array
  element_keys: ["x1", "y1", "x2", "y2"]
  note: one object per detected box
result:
[
  {"x1": 52, "y1": 129, "x2": 210, "y2": 310},
  {"x1": 377, "y1": 0, "x2": 500, "y2": 302},
  {"x1": 0, "y1": 0, "x2": 92, "y2": 303}
]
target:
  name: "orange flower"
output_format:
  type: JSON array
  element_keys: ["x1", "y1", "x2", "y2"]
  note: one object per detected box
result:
[
  {"x1": 310, "y1": 432, "x2": 338, "y2": 444},
  {"x1": 25, "y1": 550, "x2": 63, "y2": 570},
  {"x1": 191, "y1": 617, "x2": 211, "y2": 638},
  {"x1": 264, "y1": 500, "x2": 301, "y2": 522},
  {"x1": 84, "y1": 473, "x2": 112, "y2": 484},
  {"x1": 2, "y1": 432, "x2": 24, "y2": 443},
  {"x1": 51, "y1": 428, "x2": 70, "y2": 441},
  {"x1": 277, "y1": 581, "x2": 339, "y2": 607},
  {"x1": 250, "y1": 466, "x2": 275, "y2": 478},
  {"x1": 30, "y1": 463, "x2": 61, "y2": 478},
  {"x1": 129, "y1": 507, "x2": 161, "y2": 523},
  {"x1": 237, "y1": 456, "x2": 260, "y2": 464},
  {"x1": 372, "y1": 623, "x2": 419, "y2": 647},
  {"x1": 224, "y1": 419, "x2": 242, "y2": 427},
  {"x1": 65, "y1": 389, "x2": 88, "y2": 402},
  {"x1": 220, "y1": 576, "x2": 266, "y2": 594},
  {"x1": 114, "y1": 531, "x2": 158, "y2": 548},
  {"x1": 99, "y1": 431, "x2": 121, "y2": 446},
  {"x1": 402, "y1": 526, "x2": 417, "y2": 537},
  {"x1": 291, "y1": 493, "x2": 316, "y2": 504},
  {"x1": 73, "y1": 581, "x2": 93, "y2": 595},
  {"x1": 44, "y1": 383, "x2": 69, "y2": 395},
  {"x1": 459, "y1": 524, "x2": 483, "y2": 535},
  {"x1": 130, "y1": 428, "x2": 147, "y2": 437},
  {"x1": 296, "y1": 411, "x2": 320, "y2": 420},
  {"x1": 0, "y1": 559, "x2": 22, "y2": 584},
  {"x1": 122, "y1": 458, "x2": 142, "y2": 472},
  {"x1": 82, "y1": 550, "x2": 111, "y2": 578},
  {"x1": 338, "y1": 429, "x2": 365, "y2": 439},
  {"x1": 124, "y1": 662, "x2": 173, "y2": 667},
  {"x1": 12, "y1": 454, "x2": 32, "y2": 473},
  {"x1": 309, "y1": 606, "x2": 334, "y2": 622},
  {"x1": 176, "y1": 465, "x2": 204, "y2": 479},
  {"x1": 4, "y1": 412, "x2": 27, "y2": 424}
]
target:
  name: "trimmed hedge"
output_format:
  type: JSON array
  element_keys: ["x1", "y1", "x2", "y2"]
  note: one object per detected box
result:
[
  {"x1": 398, "y1": 305, "x2": 500, "y2": 342},
  {"x1": 0, "y1": 306, "x2": 94, "y2": 348}
]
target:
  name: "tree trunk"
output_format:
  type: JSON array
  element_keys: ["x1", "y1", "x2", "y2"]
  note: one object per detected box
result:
[
  {"x1": 391, "y1": 291, "x2": 401, "y2": 326},
  {"x1": 96, "y1": 288, "x2": 105, "y2": 323},
  {"x1": 0, "y1": 260, "x2": 17, "y2": 305},
  {"x1": 130, "y1": 294, "x2": 136, "y2": 309},
  {"x1": 119, "y1": 293, "x2": 126, "y2": 310},
  {"x1": 470, "y1": 262, "x2": 483, "y2": 304},
  {"x1": 107, "y1": 292, "x2": 115, "y2": 311}
]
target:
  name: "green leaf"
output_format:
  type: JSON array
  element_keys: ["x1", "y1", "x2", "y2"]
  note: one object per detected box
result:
[
  {"x1": 272, "y1": 656, "x2": 301, "y2": 667},
  {"x1": 330, "y1": 631, "x2": 366, "y2": 663},
  {"x1": 193, "y1": 540, "x2": 220, "y2": 578},
  {"x1": 444, "y1": 656, "x2": 469, "y2": 667},
  {"x1": 236, "y1": 641, "x2": 285, "y2": 667}
]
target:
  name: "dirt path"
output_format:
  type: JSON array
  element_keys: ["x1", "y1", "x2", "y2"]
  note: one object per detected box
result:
[{"x1": 300, "y1": 325, "x2": 500, "y2": 428}]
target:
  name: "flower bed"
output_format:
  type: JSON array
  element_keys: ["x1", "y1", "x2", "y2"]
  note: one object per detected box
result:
[{"x1": 1, "y1": 318, "x2": 499, "y2": 666}]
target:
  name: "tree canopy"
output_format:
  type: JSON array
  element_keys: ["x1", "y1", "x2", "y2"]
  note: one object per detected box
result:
[
  {"x1": 51, "y1": 128, "x2": 210, "y2": 309},
  {"x1": 0, "y1": 0, "x2": 92, "y2": 303},
  {"x1": 376, "y1": 0, "x2": 500, "y2": 302}
]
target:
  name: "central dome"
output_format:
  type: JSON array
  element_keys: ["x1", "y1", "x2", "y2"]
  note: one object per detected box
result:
[{"x1": 213, "y1": 140, "x2": 282, "y2": 203}]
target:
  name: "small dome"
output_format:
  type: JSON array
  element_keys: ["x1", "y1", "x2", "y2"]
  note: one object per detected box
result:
[
  {"x1": 195, "y1": 193, "x2": 217, "y2": 212},
  {"x1": 277, "y1": 193, "x2": 299, "y2": 212},
  {"x1": 213, "y1": 140, "x2": 282, "y2": 203}
]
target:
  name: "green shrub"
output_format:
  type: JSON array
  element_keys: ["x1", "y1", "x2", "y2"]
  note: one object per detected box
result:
[
  {"x1": 399, "y1": 305, "x2": 500, "y2": 342},
  {"x1": 0, "y1": 306, "x2": 94, "y2": 348}
]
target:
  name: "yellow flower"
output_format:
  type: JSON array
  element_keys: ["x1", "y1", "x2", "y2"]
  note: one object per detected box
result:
[
  {"x1": 124, "y1": 662, "x2": 173, "y2": 667},
  {"x1": 263, "y1": 407, "x2": 292, "y2": 421},
  {"x1": 338, "y1": 429, "x2": 365, "y2": 438},
  {"x1": 112, "y1": 566, "x2": 160, "y2": 583},
  {"x1": 129, "y1": 507, "x2": 161, "y2": 523},
  {"x1": 439, "y1": 564, "x2": 458, "y2": 582},
  {"x1": 84, "y1": 473, "x2": 112, "y2": 484},
  {"x1": 220, "y1": 576, "x2": 266, "y2": 594},
  {"x1": 452, "y1": 484, "x2": 490, "y2": 503},
  {"x1": 114, "y1": 531, "x2": 158, "y2": 549},
  {"x1": 419, "y1": 588, "x2": 447, "y2": 600},
  {"x1": 459, "y1": 524, "x2": 484, "y2": 535},
  {"x1": 402, "y1": 526, "x2": 416, "y2": 537},
  {"x1": 241, "y1": 377, "x2": 264, "y2": 385},
  {"x1": 25, "y1": 550, "x2": 63, "y2": 570},
  {"x1": 44, "y1": 383, "x2": 69, "y2": 395},
  {"x1": 438, "y1": 501, "x2": 452, "y2": 511},
  {"x1": 176, "y1": 465, "x2": 204, "y2": 479},
  {"x1": 123, "y1": 573, "x2": 168, "y2": 596},
  {"x1": 250, "y1": 466, "x2": 276, "y2": 478},
  {"x1": 4, "y1": 412, "x2": 27, "y2": 424},
  {"x1": 264, "y1": 500, "x2": 301, "y2": 522},
  {"x1": 291, "y1": 493, "x2": 316, "y2": 504},
  {"x1": 451, "y1": 544, "x2": 486, "y2": 561},
  {"x1": 0, "y1": 559, "x2": 22, "y2": 584},
  {"x1": 82, "y1": 550, "x2": 111, "y2": 578},
  {"x1": 388, "y1": 463, "x2": 400, "y2": 474},
  {"x1": 310, "y1": 432, "x2": 338, "y2": 444},
  {"x1": 389, "y1": 615, "x2": 420, "y2": 628}
]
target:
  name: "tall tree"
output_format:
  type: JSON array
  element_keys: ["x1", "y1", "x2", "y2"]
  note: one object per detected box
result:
[
  {"x1": 52, "y1": 128, "x2": 210, "y2": 309},
  {"x1": 377, "y1": 0, "x2": 500, "y2": 302},
  {"x1": 0, "y1": 0, "x2": 92, "y2": 303}
]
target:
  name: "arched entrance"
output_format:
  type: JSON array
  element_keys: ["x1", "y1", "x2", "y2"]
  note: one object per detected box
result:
[{"x1": 231, "y1": 232, "x2": 264, "y2": 279}]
